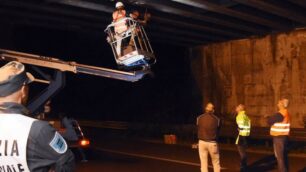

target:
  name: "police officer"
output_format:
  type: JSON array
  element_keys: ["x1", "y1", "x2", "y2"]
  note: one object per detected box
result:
[
  {"x1": 0, "y1": 61, "x2": 75, "y2": 172},
  {"x1": 235, "y1": 104, "x2": 251, "y2": 172}
]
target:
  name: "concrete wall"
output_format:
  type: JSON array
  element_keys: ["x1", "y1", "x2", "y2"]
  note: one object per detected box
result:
[{"x1": 191, "y1": 29, "x2": 306, "y2": 128}]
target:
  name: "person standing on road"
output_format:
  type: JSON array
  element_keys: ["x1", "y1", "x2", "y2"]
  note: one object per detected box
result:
[
  {"x1": 197, "y1": 103, "x2": 221, "y2": 172},
  {"x1": 235, "y1": 104, "x2": 251, "y2": 172},
  {"x1": 0, "y1": 61, "x2": 75, "y2": 172},
  {"x1": 267, "y1": 99, "x2": 290, "y2": 172}
]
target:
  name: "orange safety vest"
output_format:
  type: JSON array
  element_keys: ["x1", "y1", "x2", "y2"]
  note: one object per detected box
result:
[
  {"x1": 112, "y1": 10, "x2": 128, "y2": 34},
  {"x1": 270, "y1": 109, "x2": 290, "y2": 136}
]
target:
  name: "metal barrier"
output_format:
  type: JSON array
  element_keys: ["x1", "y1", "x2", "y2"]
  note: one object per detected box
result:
[
  {"x1": 220, "y1": 125, "x2": 306, "y2": 142},
  {"x1": 78, "y1": 120, "x2": 129, "y2": 130},
  {"x1": 78, "y1": 121, "x2": 306, "y2": 142}
]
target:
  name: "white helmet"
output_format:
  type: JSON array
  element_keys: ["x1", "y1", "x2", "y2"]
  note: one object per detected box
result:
[{"x1": 116, "y1": 2, "x2": 124, "y2": 8}]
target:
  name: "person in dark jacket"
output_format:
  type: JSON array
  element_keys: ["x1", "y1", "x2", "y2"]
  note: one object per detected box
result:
[
  {"x1": 0, "y1": 61, "x2": 75, "y2": 172},
  {"x1": 267, "y1": 99, "x2": 290, "y2": 172},
  {"x1": 197, "y1": 103, "x2": 221, "y2": 172}
]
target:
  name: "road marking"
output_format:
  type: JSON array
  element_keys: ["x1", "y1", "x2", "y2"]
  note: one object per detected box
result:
[{"x1": 95, "y1": 147, "x2": 227, "y2": 170}]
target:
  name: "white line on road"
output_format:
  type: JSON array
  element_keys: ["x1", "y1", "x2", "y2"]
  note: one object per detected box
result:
[{"x1": 95, "y1": 147, "x2": 227, "y2": 170}]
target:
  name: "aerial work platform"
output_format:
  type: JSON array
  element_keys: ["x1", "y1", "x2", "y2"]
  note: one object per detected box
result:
[{"x1": 105, "y1": 17, "x2": 156, "y2": 70}]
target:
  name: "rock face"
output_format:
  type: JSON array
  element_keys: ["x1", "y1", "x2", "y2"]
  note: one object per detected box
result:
[{"x1": 191, "y1": 30, "x2": 306, "y2": 128}]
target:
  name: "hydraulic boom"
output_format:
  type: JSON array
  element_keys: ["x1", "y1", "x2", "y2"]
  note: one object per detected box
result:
[
  {"x1": 0, "y1": 49, "x2": 150, "y2": 82},
  {"x1": 0, "y1": 49, "x2": 151, "y2": 113}
]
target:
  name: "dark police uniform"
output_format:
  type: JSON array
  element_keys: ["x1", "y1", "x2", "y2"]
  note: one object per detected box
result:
[
  {"x1": 0, "y1": 61, "x2": 75, "y2": 172},
  {"x1": 0, "y1": 103, "x2": 75, "y2": 172}
]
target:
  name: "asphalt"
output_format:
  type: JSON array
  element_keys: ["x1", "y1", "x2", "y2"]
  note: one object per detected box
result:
[{"x1": 75, "y1": 137, "x2": 306, "y2": 172}]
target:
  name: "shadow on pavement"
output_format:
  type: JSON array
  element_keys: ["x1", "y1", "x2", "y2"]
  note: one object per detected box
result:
[
  {"x1": 85, "y1": 148, "x2": 140, "y2": 164},
  {"x1": 247, "y1": 155, "x2": 276, "y2": 172},
  {"x1": 298, "y1": 167, "x2": 306, "y2": 172},
  {"x1": 290, "y1": 142, "x2": 306, "y2": 172}
]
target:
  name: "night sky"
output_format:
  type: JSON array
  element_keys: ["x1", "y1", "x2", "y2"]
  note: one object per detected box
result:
[{"x1": 1, "y1": 24, "x2": 202, "y2": 124}]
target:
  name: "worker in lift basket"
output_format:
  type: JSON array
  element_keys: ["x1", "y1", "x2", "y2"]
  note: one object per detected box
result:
[
  {"x1": 0, "y1": 61, "x2": 75, "y2": 172},
  {"x1": 112, "y1": 1, "x2": 128, "y2": 57}
]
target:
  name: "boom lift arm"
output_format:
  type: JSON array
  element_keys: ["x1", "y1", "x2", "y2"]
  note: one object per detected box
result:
[
  {"x1": 0, "y1": 49, "x2": 151, "y2": 114},
  {"x1": 0, "y1": 49, "x2": 150, "y2": 82}
]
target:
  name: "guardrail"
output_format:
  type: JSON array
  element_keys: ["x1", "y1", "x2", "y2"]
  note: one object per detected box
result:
[
  {"x1": 78, "y1": 120, "x2": 306, "y2": 142},
  {"x1": 220, "y1": 125, "x2": 306, "y2": 142},
  {"x1": 78, "y1": 120, "x2": 129, "y2": 130}
]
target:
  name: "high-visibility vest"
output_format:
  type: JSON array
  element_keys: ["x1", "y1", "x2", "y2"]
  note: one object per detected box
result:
[
  {"x1": 113, "y1": 10, "x2": 128, "y2": 34},
  {"x1": 270, "y1": 109, "x2": 290, "y2": 136},
  {"x1": 236, "y1": 111, "x2": 251, "y2": 136},
  {"x1": 0, "y1": 113, "x2": 36, "y2": 172}
]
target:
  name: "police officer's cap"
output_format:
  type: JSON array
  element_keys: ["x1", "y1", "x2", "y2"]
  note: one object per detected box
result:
[{"x1": 0, "y1": 61, "x2": 34, "y2": 97}]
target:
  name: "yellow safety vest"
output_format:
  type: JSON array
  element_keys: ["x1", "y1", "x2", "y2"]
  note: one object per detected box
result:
[{"x1": 236, "y1": 111, "x2": 251, "y2": 136}]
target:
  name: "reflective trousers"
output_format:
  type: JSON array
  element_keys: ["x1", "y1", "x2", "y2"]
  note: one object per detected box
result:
[{"x1": 198, "y1": 140, "x2": 221, "y2": 172}]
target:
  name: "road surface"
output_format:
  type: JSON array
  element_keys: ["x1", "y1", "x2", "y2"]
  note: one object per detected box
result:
[{"x1": 75, "y1": 138, "x2": 306, "y2": 172}]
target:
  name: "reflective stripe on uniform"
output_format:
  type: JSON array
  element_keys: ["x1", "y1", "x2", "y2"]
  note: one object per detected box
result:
[
  {"x1": 273, "y1": 123, "x2": 290, "y2": 127},
  {"x1": 270, "y1": 110, "x2": 290, "y2": 136},
  {"x1": 270, "y1": 128, "x2": 290, "y2": 132},
  {"x1": 236, "y1": 111, "x2": 251, "y2": 145},
  {"x1": 270, "y1": 125, "x2": 290, "y2": 136},
  {"x1": 238, "y1": 125, "x2": 250, "y2": 129}
]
